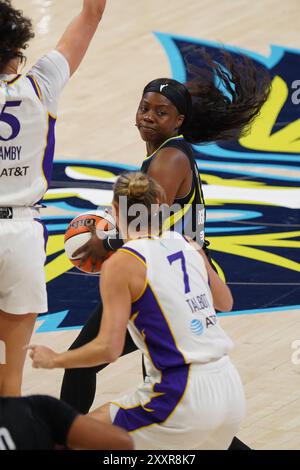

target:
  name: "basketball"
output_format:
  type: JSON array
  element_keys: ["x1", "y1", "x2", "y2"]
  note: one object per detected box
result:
[{"x1": 64, "y1": 210, "x2": 116, "y2": 273}]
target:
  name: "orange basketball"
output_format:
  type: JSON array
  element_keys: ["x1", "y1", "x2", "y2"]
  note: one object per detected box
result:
[{"x1": 64, "y1": 210, "x2": 116, "y2": 273}]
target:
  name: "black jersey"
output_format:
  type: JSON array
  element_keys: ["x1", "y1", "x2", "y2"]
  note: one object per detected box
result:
[
  {"x1": 140, "y1": 135, "x2": 206, "y2": 245},
  {"x1": 0, "y1": 395, "x2": 78, "y2": 450}
]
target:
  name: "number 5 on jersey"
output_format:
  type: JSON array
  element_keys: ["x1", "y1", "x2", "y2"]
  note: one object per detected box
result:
[{"x1": 0, "y1": 101, "x2": 22, "y2": 141}]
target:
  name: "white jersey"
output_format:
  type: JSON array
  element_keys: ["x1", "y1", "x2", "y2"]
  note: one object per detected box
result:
[
  {"x1": 119, "y1": 231, "x2": 233, "y2": 374},
  {"x1": 112, "y1": 233, "x2": 244, "y2": 449},
  {"x1": 0, "y1": 50, "x2": 70, "y2": 206}
]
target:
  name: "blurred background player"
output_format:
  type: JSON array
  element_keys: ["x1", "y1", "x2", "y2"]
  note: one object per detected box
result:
[
  {"x1": 28, "y1": 172, "x2": 246, "y2": 450},
  {"x1": 60, "y1": 50, "x2": 270, "y2": 450},
  {"x1": 0, "y1": 393, "x2": 133, "y2": 450},
  {"x1": 0, "y1": 0, "x2": 107, "y2": 397}
]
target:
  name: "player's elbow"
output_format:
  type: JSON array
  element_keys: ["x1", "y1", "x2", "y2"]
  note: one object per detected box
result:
[
  {"x1": 103, "y1": 346, "x2": 121, "y2": 363},
  {"x1": 104, "y1": 335, "x2": 125, "y2": 363},
  {"x1": 213, "y1": 284, "x2": 234, "y2": 312},
  {"x1": 217, "y1": 291, "x2": 233, "y2": 312},
  {"x1": 220, "y1": 299, "x2": 233, "y2": 312}
]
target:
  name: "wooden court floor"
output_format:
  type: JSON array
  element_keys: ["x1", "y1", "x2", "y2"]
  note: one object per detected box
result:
[{"x1": 13, "y1": 0, "x2": 300, "y2": 449}]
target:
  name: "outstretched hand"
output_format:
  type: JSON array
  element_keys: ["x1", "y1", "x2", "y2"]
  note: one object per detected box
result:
[
  {"x1": 25, "y1": 345, "x2": 58, "y2": 369},
  {"x1": 72, "y1": 223, "x2": 109, "y2": 272}
]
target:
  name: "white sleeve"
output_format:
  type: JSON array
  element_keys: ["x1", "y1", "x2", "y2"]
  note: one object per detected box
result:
[{"x1": 29, "y1": 50, "x2": 70, "y2": 115}]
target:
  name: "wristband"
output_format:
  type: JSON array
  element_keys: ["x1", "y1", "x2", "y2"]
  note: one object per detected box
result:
[{"x1": 103, "y1": 234, "x2": 124, "y2": 252}]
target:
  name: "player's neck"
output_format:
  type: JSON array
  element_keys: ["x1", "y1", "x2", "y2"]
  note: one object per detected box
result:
[
  {"x1": 146, "y1": 132, "x2": 180, "y2": 156},
  {"x1": 126, "y1": 229, "x2": 159, "y2": 242},
  {"x1": 1, "y1": 58, "x2": 20, "y2": 75}
]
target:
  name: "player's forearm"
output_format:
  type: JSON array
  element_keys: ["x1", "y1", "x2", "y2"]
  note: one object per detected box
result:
[
  {"x1": 83, "y1": 0, "x2": 106, "y2": 20},
  {"x1": 206, "y1": 264, "x2": 233, "y2": 312},
  {"x1": 56, "y1": 0, "x2": 106, "y2": 76},
  {"x1": 197, "y1": 247, "x2": 233, "y2": 312},
  {"x1": 53, "y1": 339, "x2": 115, "y2": 369},
  {"x1": 83, "y1": 0, "x2": 106, "y2": 19}
]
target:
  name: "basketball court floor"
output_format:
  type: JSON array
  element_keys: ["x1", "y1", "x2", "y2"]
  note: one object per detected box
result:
[{"x1": 15, "y1": 0, "x2": 300, "y2": 449}]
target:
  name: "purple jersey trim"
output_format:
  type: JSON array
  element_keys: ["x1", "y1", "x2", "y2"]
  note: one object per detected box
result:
[
  {"x1": 119, "y1": 246, "x2": 146, "y2": 264},
  {"x1": 42, "y1": 114, "x2": 57, "y2": 190},
  {"x1": 27, "y1": 75, "x2": 42, "y2": 101},
  {"x1": 113, "y1": 283, "x2": 189, "y2": 432}
]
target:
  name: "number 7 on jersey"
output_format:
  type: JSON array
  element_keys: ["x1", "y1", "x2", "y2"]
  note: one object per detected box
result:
[{"x1": 167, "y1": 251, "x2": 191, "y2": 294}]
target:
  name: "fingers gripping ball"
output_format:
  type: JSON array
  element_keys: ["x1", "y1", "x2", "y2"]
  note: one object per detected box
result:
[{"x1": 64, "y1": 210, "x2": 116, "y2": 273}]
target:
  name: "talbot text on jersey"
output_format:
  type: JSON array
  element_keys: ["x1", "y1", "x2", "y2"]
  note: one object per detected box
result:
[
  {"x1": 0, "y1": 146, "x2": 22, "y2": 161},
  {"x1": 186, "y1": 293, "x2": 209, "y2": 313},
  {"x1": 0, "y1": 166, "x2": 29, "y2": 177}
]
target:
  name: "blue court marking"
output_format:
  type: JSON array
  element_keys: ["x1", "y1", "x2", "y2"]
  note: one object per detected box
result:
[
  {"x1": 219, "y1": 304, "x2": 300, "y2": 317},
  {"x1": 206, "y1": 226, "x2": 263, "y2": 233},
  {"x1": 41, "y1": 215, "x2": 74, "y2": 220},
  {"x1": 207, "y1": 210, "x2": 262, "y2": 222},
  {"x1": 44, "y1": 202, "x2": 83, "y2": 212},
  {"x1": 194, "y1": 143, "x2": 300, "y2": 163},
  {"x1": 200, "y1": 161, "x2": 300, "y2": 181},
  {"x1": 45, "y1": 223, "x2": 69, "y2": 232},
  {"x1": 36, "y1": 311, "x2": 77, "y2": 333},
  {"x1": 58, "y1": 159, "x2": 138, "y2": 171},
  {"x1": 154, "y1": 31, "x2": 285, "y2": 82},
  {"x1": 154, "y1": 32, "x2": 300, "y2": 164},
  {"x1": 36, "y1": 304, "x2": 300, "y2": 333}
]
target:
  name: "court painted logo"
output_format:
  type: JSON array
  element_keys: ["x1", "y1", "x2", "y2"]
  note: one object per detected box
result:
[{"x1": 36, "y1": 34, "x2": 300, "y2": 333}]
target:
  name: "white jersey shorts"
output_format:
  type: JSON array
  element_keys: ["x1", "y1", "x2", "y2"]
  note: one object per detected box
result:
[
  {"x1": 110, "y1": 356, "x2": 246, "y2": 450},
  {"x1": 0, "y1": 207, "x2": 48, "y2": 315}
]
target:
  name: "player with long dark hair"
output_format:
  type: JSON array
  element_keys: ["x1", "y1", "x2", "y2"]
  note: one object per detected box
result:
[{"x1": 59, "y1": 47, "x2": 270, "y2": 449}]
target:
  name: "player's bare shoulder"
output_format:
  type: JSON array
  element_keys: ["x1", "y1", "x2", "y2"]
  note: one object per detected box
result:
[
  {"x1": 153, "y1": 146, "x2": 191, "y2": 171},
  {"x1": 101, "y1": 248, "x2": 143, "y2": 277}
]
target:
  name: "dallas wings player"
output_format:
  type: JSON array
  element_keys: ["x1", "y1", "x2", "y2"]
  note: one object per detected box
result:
[
  {"x1": 0, "y1": 394, "x2": 133, "y2": 450},
  {"x1": 0, "y1": 0, "x2": 107, "y2": 397},
  {"x1": 28, "y1": 172, "x2": 246, "y2": 450}
]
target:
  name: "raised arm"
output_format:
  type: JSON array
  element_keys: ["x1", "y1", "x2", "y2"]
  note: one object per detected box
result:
[{"x1": 56, "y1": 0, "x2": 107, "y2": 76}]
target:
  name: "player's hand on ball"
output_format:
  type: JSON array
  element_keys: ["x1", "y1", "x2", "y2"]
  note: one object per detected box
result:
[
  {"x1": 26, "y1": 345, "x2": 58, "y2": 369},
  {"x1": 72, "y1": 223, "x2": 108, "y2": 272}
]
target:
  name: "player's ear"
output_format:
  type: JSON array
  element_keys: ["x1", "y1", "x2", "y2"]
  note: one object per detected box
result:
[
  {"x1": 175, "y1": 114, "x2": 185, "y2": 131},
  {"x1": 112, "y1": 201, "x2": 119, "y2": 219},
  {"x1": 112, "y1": 202, "x2": 120, "y2": 231}
]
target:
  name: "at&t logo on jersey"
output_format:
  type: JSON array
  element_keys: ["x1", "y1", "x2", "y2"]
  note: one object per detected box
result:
[{"x1": 190, "y1": 319, "x2": 204, "y2": 336}]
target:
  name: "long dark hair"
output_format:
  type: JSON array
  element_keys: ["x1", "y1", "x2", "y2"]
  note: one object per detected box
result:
[
  {"x1": 181, "y1": 47, "x2": 271, "y2": 143},
  {"x1": 0, "y1": 0, "x2": 34, "y2": 72}
]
